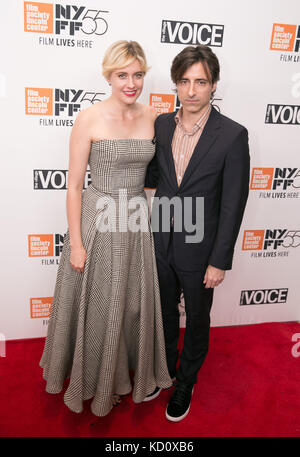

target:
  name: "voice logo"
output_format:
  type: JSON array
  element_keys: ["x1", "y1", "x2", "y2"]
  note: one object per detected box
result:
[
  {"x1": 33, "y1": 169, "x2": 91, "y2": 189},
  {"x1": 28, "y1": 233, "x2": 65, "y2": 257},
  {"x1": 250, "y1": 168, "x2": 300, "y2": 191},
  {"x1": 161, "y1": 19, "x2": 224, "y2": 46},
  {"x1": 30, "y1": 297, "x2": 53, "y2": 319},
  {"x1": 265, "y1": 104, "x2": 300, "y2": 125},
  {"x1": 240, "y1": 288, "x2": 288, "y2": 306},
  {"x1": 24, "y1": 2, "x2": 109, "y2": 36}
]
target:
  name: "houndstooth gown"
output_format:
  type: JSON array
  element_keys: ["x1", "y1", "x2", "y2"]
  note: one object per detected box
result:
[{"x1": 40, "y1": 139, "x2": 172, "y2": 417}]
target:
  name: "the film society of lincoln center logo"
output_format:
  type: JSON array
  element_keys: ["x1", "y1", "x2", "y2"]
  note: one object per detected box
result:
[
  {"x1": 250, "y1": 167, "x2": 300, "y2": 199},
  {"x1": 149, "y1": 94, "x2": 176, "y2": 114},
  {"x1": 30, "y1": 297, "x2": 52, "y2": 319},
  {"x1": 240, "y1": 288, "x2": 288, "y2": 306},
  {"x1": 34, "y1": 169, "x2": 91, "y2": 189},
  {"x1": 24, "y1": 2, "x2": 109, "y2": 48},
  {"x1": 242, "y1": 229, "x2": 300, "y2": 258},
  {"x1": 28, "y1": 234, "x2": 65, "y2": 264},
  {"x1": 25, "y1": 87, "x2": 105, "y2": 126},
  {"x1": 270, "y1": 23, "x2": 300, "y2": 63},
  {"x1": 149, "y1": 93, "x2": 223, "y2": 114},
  {"x1": 161, "y1": 19, "x2": 224, "y2": 46}
]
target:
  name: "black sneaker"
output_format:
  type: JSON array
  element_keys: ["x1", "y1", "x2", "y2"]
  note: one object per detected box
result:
[
  {"x1": 165, "y1": 384, "x2": 194, "y2": 422},
  {"x1": 143, "y1": 386, "x2": 162, "y2": 402}
]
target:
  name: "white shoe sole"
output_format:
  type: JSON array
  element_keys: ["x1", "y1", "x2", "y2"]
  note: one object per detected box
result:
[
  {"x1": 165, "y1": 405, "x2": 191, "y2": 422},
  {"x1": 143, "y1": 388, "x2": 162, "y2": 402}
]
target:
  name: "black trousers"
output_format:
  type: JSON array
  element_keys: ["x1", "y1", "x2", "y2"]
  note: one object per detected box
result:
[{"x1": 155, "y1": 231, "x2": 214, "y2": 386}]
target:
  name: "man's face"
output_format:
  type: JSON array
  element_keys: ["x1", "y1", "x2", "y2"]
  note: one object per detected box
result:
[{"x1": 176, "y1": 61, "x2": 217, "y2": 116}]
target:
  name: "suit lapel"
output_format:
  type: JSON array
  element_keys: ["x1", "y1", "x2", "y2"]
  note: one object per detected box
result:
[
  {"x1": 164, "y1": 114, "x2": 178, "y2": 189},
  {"x1": 179, "y1": 107, "x2": 221, "y2": 190}
]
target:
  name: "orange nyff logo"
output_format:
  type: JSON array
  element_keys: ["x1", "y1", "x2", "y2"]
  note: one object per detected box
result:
[
  {"x1": 250, "y1": 168, "x2": 274, "y2": 190},
  {"x1": 28, "y1": 234, "x2": 54, "y2": 257},
  {"x1": 270, "y1": 23, "x2": 298, "y2": 52},
  {"x1": 150, "y1": 94, "x2": 175, "y2": 114},
  {"x1": 242, "y1": 230, "x2": 265, "y2": 251},
  {"x1": 24, "y1": 2, "x2": 53, "y2": 34},
  {"x1": 25, "y1": 88, "x2": 53, "y2": 115},
  {"x1": 30, "y1": 297, "x2": 53, "y2": 319}
]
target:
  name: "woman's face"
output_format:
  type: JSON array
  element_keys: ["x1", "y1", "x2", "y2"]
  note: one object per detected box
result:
[{"x1": 108, "y1": 59, "x2": 145, "y2": 105}]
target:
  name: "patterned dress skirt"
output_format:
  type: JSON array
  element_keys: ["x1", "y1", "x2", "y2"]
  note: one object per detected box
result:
[{"x1": 40, "y1": 139, "x2": 172, "y2": 417}]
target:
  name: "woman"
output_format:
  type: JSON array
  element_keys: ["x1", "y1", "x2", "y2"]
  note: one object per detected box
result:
[{"x1": 40, "y1": 40, "x2": 172, "y2": 417}]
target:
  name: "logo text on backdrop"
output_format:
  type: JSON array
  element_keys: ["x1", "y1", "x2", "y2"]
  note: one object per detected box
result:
[{"x1": 161, "y1": 20, "x2": 224, "y2": 46}]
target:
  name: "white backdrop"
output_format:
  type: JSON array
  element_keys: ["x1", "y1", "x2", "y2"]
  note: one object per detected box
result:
[{"x1": 1, "y1": 0, "x2": 300, "y2": 340}]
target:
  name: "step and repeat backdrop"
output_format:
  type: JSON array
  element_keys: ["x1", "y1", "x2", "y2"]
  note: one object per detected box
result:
[{"x1": 0, "y1": 0, "x2": 299, "y2": 340}]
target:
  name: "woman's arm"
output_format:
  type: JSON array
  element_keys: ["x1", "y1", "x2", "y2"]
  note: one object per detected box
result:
[{"x1": 66, "y1": 110, "x2": 91, "y2": 272}]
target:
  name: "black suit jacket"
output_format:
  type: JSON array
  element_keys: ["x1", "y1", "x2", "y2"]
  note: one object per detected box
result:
[{"x1": 145, "y1": 106, "x2": 250, "y2": 272}]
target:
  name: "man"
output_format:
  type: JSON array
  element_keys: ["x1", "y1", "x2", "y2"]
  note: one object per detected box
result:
[{"x1": 145, "y1": 45, "x2": 250, "y2": 422}]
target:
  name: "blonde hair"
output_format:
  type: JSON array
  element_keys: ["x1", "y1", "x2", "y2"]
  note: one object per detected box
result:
[{"x1": 102, "y1": 40, "x2": 149, "y2": 79}]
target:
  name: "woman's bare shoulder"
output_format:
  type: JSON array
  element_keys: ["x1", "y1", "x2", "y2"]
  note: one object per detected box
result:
[
  {"x1": 75, "y1": 102, "x2": 101, "y2": 123},
  {"x1": 139, "y1": 103, "x2": 157, "y2": 120}
]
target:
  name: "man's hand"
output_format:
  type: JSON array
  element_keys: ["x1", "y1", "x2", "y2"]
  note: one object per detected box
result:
[{"x1": 203, "y1": 265, "x2": 225, "y2": 288}]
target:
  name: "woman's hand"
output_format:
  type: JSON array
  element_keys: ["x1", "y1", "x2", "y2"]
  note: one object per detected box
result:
[{"x1": 70, "y1": 246, "x2": 87, "y2": 273}]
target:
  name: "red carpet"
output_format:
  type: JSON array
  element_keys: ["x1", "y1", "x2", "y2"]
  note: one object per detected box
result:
[{"x1": 1, "y1": 322, "x2": 300, "y2": 437}]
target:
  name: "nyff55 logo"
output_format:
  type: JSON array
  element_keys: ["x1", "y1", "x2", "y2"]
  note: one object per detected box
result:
[
  {"x1": 28, "y1": 233, "x2": 65, "y2": 257},
  {"x1": 24, "y1": 2, "x2": 109, "y2": 36},
  {"x1": 242, "y1": 229, "x2": 300, "y2": 251},
  {"x1": 25, "y1": 88, "x2": 104, "y2": 116},
  {"x1": 250, "y1": 168, "x2": 300, "y2": 190}
]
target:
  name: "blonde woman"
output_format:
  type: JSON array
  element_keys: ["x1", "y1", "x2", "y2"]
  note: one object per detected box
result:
[{"x1": 40, "y1": 41, "x2": 172, "y2": 417}]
